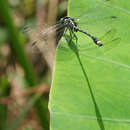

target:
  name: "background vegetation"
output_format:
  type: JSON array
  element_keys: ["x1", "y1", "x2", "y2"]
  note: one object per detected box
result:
[{"x1": 0, "y1": 0, "x2": 67, "y2": 130}]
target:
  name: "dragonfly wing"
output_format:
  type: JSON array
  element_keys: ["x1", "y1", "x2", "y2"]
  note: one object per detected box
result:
[
  {"x1": 99, "y1": 29, "x2": 117, "y2": 43},
  {"x1": 78, "y1": 29, "x2": 120, "y2": 55},
  {"x1": 101, "y1": 38, "x2": 121, "y2": 55},
  {"x1": 22, "y1": 23, "x2": 62, "y2": 42},
  {"x1": 22, "y1": 23, "x2": 65, "y2": 53},
  {"x1": 78, "y1": 37, "x2": 121, "y2": 57}
]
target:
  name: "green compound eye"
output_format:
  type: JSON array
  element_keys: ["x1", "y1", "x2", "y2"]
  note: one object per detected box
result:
[{"x1": 60, "y1": 18, "x2": 64, "y2": 22}]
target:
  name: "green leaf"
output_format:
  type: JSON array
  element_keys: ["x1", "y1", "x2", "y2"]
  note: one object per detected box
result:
[{"x1": 49, "y1": 0, "x2": 130, "y2": 130}]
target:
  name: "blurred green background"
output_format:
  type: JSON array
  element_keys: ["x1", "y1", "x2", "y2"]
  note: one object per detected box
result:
[{"x1": 0, "y1": 0, "x2": 67, "y2": 130}]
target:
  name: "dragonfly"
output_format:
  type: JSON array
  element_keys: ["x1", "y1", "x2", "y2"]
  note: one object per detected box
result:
[
  {"x1": 23, "y1": 16, "x2": 102, "y2": 46},
  {"x1": 22, "y1": 15, "x2": 120, "y2": 56}
]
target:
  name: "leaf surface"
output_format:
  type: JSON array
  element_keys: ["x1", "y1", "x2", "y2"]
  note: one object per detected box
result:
[{"x1": 49, "y1": 0, "x2": 130, "y2": 129}]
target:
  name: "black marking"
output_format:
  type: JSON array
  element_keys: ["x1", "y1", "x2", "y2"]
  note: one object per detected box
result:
[
  {"x1": 59, "y1": 16, "x2": 103, "y2": 46},
  {"x1": 110, "y1": 16, "x2": 117, "y2": 19}
]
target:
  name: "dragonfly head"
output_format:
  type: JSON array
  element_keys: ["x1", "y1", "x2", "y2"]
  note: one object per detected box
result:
[{"x1": 60, "y1": 16, "x2": 78, "y2": 28}]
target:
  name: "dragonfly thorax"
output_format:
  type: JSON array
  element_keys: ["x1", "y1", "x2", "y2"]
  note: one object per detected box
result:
[{"x1": 60, "y1": 16, "x2": 78, "y2": 31}]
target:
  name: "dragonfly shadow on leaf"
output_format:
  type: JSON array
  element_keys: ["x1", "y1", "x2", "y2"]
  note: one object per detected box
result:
[{"x1": 78, "y1": 29, "x2": 121, "y2": 56}]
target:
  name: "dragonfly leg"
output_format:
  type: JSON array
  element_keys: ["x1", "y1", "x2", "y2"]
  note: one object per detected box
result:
[
  {"x1": 73, "y1": 32, "x2": 78, "y2": 46},
  {"x1": 63, "y1": 28, "x2": 67, "y2": 35},
  {"x1": 63, "y1": 28, "x2": 71, "y2": 44},
  {"x1": 68, "y1": 28, "x2": 73, "y2": 44}
]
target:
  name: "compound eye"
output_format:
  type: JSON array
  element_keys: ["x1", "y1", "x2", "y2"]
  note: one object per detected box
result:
[
  {"x1": 75, "y1": 22, "x2": 78, "y2": 26},
  {"x1": 71, "y1": 18, "x2": 74, "y2": 21},
  {"x1": 60, "y1": 18, "x2": 65, "y2": 23}
]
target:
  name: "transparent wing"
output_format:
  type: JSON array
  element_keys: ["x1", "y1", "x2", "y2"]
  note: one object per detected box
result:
[
  {"x1": 21, "y1": 22, "x2": 66, "y2": 71},
  {"x1": 22, "y1": 22, "x2": 65, "y2": 44},
  {"x1": 21, "y1": 22, "x2": 66, "y2": 54}
]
